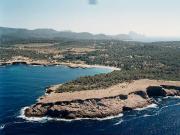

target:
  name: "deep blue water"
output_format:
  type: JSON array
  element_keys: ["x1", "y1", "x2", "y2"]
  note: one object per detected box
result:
[{"x1": 0, "y1": 65, "x2": 180, "y2": 135}]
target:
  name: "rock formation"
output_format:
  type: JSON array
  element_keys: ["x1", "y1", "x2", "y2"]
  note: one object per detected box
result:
[{"x1": 24, "y1": 80, "x2": 180, "y2": 119}]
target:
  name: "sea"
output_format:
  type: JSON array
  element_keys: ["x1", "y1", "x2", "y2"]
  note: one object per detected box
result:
[{"x1": 0, "y1": 64, "x2": 179, "y2": 135}]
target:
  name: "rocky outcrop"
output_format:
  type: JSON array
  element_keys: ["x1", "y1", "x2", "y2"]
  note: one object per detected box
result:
[
  {"x1": 24, "y1": 81, "x2": 180, "y2": 119},
  {"x1": 146, "y1": 86, "x2": 167, "y2": 97},
  {"x1": 146, "y1": 85, "x2": 180, "y2": 97},
  {"x1": 25, "y1": 91, "x2": 151, "y2": 119}
]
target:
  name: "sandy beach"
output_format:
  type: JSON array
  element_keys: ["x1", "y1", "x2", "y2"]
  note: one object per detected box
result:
[{"x1": 0, "y1": 56, "x2": 120, "y2": 71}]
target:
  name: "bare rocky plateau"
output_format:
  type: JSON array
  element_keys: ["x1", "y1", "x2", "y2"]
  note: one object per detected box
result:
[{"x1": 24, "y1": 79, "x2": 180, "y2": 119}]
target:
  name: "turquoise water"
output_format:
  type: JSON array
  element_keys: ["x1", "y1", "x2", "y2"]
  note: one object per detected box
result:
[{"x1": 0, "y1": 65, "x2": 180, "y2": 135}]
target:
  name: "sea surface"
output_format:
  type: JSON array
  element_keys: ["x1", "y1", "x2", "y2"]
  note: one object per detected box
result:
[{"x1": 0, "y1": 65, "x2": 180, "y2": 135}]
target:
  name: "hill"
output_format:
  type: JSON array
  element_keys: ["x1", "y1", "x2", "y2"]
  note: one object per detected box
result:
[{"x1": 0, "y1": 27, "x2": 131, "y2": 44}]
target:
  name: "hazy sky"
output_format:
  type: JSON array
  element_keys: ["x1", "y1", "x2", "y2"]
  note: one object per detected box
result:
[{"x1": 0, "y1": 0, "x2": 180, "y2": 37}]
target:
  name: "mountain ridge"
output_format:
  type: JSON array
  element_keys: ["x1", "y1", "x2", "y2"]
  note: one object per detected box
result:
[
  {"x1": 1, "y1": 27, "x2": 179, "y2": 44},
  {"x1": 0, "y1": 27, "x2": 132, "y2": 44}
]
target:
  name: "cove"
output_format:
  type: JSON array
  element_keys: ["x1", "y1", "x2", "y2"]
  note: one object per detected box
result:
[{"x1": 0, "y1": 65, "x2": 180, "y2": 135}]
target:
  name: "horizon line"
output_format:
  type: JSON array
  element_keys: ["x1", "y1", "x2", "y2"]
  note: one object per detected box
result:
[{"x1": 1, "y1": 26, "x2": 180, "y2": 38}]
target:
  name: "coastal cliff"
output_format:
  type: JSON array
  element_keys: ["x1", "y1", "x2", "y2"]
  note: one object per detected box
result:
[{"x1": 24, "y1": 79, "x2": 180, "y2": 119}]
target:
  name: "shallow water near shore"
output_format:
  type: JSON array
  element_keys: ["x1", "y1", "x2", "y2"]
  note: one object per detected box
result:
[{"x1": 0, "y1": 65, "x2": 180, "y2": 135}]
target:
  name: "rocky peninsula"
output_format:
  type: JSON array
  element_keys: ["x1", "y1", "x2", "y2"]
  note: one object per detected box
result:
[{"x1": 24, "y1": 79, "x2": 180, "y2": 119}]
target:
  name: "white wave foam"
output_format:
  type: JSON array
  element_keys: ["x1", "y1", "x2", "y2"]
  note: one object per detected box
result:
[
  {"x1": 18, "y1": 106, "x2": 123, "y2": 122},
  {"x1": 114, "y1": 119, "x2": 124, "y2": 125},
  {"x1": 143, "y1": 114, "x2": 152, "y2": 117},
  {"x1": 0, "y1": 124, "x2": 5, "y2": 130},
  {"x1": 135, "y1": 103, "x2": 158, "y2": 111},
  {"x1": 170, "y1": 96, "x2": 180, "y2": 99},
  {"x1": 164, "y1": 96, "x2": 180, "y2": 99},
  {"x1": 31, "y1": 65, "x2": 42, "y2": 67},
  {"x1": 18, "y1": 107, "x2": 53, "y2": 122},
  {"x1": 51, "y1": 113, "x2": 123, "y2": 122},
  {"x1": 157, "y1": 98, "x2": 162, "y2": 102}
]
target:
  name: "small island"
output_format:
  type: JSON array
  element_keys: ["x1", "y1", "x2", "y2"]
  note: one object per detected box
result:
[{"x1": 24, "y1": 79, "x2": 180, "y2": 119}]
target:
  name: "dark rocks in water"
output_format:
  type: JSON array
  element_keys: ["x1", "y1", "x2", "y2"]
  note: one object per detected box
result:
[
  {"x1": 146, "y1": 86, "x2": 166, "y2": 97},
  {"x1": 29, "y1": 63, "x2": 42, "y2": 66},
  {"x1": 0, "y1": 63, "x2": 10, "y2": 66},
  {"x1": 146, "y1": 86, "x2": 180, "y2": 97},
  {"x1": 122, "y1": 106, "x2": 133, "y2": 111},
  {"x1": 12, "y1": 62, "x2": 28, "y2": 65}
]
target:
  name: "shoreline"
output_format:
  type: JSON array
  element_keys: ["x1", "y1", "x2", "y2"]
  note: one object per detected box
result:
[
  {"x1": 24, "y1": 79, "x2": 180, "y2": 119},
  {"x1": 0, "y1": 59, "x2": 120, "y2": 71},
  {"x1": 19, "y1": 102, "x2": 159, "y2": 122},
  {"x1": 19, "y1": 100, "x2": 167, "y2": 122},
  {"x1": 19, "y1": 106, "x2": 124, "y2": 122}
]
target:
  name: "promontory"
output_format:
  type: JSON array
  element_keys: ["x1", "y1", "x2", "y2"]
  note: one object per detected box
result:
[{"x1": 24, "y1": 79, "x2": 180, "y2": 119}]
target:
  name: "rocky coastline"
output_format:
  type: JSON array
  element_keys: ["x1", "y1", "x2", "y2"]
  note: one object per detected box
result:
[{"x1": 24, "y1": 79, "x2": 180, "y2": 119}]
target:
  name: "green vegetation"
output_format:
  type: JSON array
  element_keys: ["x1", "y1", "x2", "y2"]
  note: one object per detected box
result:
[
  {"x1": 0, "y1": 47, "x2": 52, "y2": 61},
  {"x1": 56, "y1": 41, "x2": 180, "y2": 92},
  {"x1": 57, "y1": 67, "x2": 179, "y2": 92},
  {"x1": 0, "y1": 39, "x2": 180, "y2": 92}
]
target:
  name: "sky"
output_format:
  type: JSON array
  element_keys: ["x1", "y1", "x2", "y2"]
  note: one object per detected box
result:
[{"x1": 0, "y1": 0, "x2": 180, "y2": 37}]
